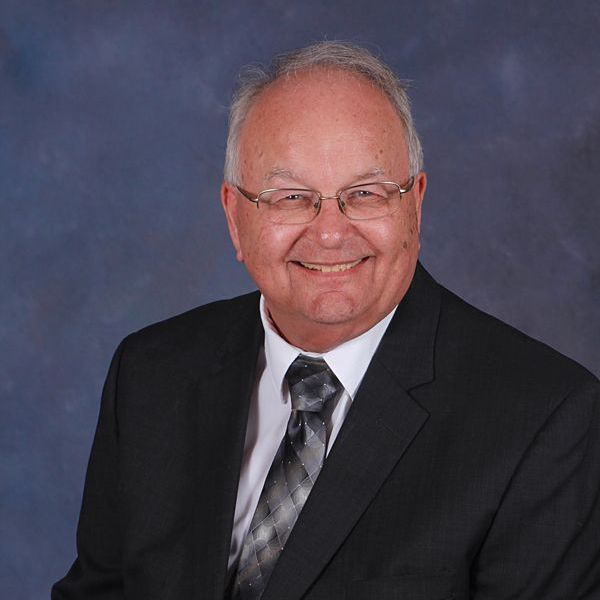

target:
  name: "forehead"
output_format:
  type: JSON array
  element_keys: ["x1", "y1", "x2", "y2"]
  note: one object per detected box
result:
[{"x1": 238, "y1": 69, "x2": 408, "y2": 186}]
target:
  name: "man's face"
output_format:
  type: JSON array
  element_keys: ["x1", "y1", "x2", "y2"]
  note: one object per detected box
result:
[{"x1": 221, "y1": 69, "x2": 426, "y2": 351}]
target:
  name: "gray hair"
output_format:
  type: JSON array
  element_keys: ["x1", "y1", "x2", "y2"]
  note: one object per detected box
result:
[{"x1": 223, "y1": 41, "x2": 424, "y2": 184}]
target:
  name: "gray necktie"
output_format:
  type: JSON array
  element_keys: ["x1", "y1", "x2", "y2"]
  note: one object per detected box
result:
[{"x1": 233, "y1": 355, "x2": 343, "y2": 599}]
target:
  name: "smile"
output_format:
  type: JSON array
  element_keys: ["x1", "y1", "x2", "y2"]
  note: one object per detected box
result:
[{"x1": 297, "y1": 258, "x2": 364, "y2": 272}]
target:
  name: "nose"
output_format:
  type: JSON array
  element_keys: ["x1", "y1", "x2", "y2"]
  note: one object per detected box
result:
[{"x1": 309, "y1": 194, "x2": 352, "y2": 247}]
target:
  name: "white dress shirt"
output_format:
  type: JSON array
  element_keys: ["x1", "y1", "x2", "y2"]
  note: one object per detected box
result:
[{"x1": 227, "y1": 297, "x2": 397, "y2": 572}]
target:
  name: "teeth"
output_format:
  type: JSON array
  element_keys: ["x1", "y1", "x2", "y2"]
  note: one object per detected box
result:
[{"x1": 299, "y1": 259, "x2": 363, "y2": 272}]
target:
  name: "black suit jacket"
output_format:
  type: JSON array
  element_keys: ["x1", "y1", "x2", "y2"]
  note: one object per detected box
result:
[{"x1": 53, "y1": 264, "x2": 600, "y2": 599}]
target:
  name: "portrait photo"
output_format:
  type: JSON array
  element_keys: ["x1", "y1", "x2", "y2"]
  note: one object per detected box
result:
[{"x1": 2, "y1": 2, "x2": 599, "y2": 598}]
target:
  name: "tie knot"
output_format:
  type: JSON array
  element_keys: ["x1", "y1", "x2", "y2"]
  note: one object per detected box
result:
[{"x1": 285, "y1": 355, "x2": 342, "y2": 412}]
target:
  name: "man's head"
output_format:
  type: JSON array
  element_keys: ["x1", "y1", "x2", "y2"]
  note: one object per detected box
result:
[{"x1": 221, "y1": 42, "x2": 427, "y2": 352}]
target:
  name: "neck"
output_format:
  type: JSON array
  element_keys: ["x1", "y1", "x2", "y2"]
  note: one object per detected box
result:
[{"x1": 266, "y1": 309, "x2": 381, "y2": 353}]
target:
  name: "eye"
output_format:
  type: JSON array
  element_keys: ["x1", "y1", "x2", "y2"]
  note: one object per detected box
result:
[
  {"x1": 345, "y1": 185, "x2": 387, "y2": 201},
  {"x1": 274, "y1": 190, "x2": 314, "y2": 203},
  {"x1": 352, "y1": 189, "x2": 377, "y2": 198},
  {"x1": 259, "y1": 189, "x2": 316, "y2": 209},
  {"x1": 281, "y1": 193, "x2": 307, "y2": 201}
]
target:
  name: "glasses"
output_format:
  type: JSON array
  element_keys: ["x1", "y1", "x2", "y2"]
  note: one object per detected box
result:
[{"x1": 235, "y1": 177, "x2": 415, "y2": 225}]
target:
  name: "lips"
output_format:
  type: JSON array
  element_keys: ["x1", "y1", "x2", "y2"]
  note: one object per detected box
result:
[{"x1": 296, "y1": 258, "x2": 364, "y2": 272}]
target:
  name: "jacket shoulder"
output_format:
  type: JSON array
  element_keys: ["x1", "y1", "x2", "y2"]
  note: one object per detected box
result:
[
  {"x1": 119, "y1": 290, "x2": 261, "y2": 359},
  {"x1": 436, "y1": 284, "x2": 598, "y2": 395}
]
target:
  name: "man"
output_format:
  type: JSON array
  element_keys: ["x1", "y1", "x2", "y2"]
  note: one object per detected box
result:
[{"x1": 53, "y1": 42, "x2": 600, "y2": 599}]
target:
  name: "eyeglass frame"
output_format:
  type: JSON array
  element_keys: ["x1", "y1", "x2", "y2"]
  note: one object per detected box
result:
[{"x1": 234, "y1": 176, "x2": 416, "y2": 222}]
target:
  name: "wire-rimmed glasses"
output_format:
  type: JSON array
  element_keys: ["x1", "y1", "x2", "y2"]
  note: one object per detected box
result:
[{"x1": 235, "y1": 177, "x2": 415, "y2": 225}]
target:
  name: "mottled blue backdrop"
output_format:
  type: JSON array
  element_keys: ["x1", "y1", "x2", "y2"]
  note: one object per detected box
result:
[{"x1": 1, "y1": 1, "x2": 598, "y2": 597}]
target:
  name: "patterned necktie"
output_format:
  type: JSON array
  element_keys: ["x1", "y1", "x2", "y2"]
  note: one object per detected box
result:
[{"x1": 232, "y1": 355, "x2": 343, "y2": 599}]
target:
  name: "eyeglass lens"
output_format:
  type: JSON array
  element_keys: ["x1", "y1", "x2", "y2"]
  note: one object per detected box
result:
[{"x1": 258, "y1": 183, "x2": 403, "y2": 224}]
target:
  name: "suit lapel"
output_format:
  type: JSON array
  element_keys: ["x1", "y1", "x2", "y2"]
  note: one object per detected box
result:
[
  {"x1": 187, "y1": 294, "x2": 264, "y2": 597},
  {"x1": 263, "y1": 263, "x2": 441, "y2": 600}
]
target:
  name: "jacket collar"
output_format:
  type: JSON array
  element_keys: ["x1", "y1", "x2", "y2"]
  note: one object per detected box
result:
[{"x1": 375, "y1": 261, "x2": 440, "y2": 391}]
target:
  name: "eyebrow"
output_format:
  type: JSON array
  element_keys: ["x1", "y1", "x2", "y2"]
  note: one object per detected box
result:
[
  {"x1": 265, "y1": 168, "x2": 298, "y2": 182},
  {"x1": 265, "y1": 167, "x2": 389, "y2": 185},
  {"x1": 354, "y1": 167, "x2": 387, "y2": 180}
]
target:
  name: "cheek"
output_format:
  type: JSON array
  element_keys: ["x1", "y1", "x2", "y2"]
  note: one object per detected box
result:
[
  {"x1": 409, "y1": 209, "x2": 419, "y2": 236},
  {"x1": 365, "y1": 213, "x2": 419, "y2": 270},
  {"x1": 397, "y1": 203, "x2": 421, "y2": 247},
  {"x1": 370, "y1": 215, "x2": 415, "y2": 251},
  {"x1": 234, "y1": 207, "x2": 268, "y2": 261},
  {"x1": 238, "y1": 219, "x2": 298, "y2": 272}
]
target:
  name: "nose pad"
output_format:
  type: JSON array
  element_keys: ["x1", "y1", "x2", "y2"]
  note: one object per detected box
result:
[{"x1": 315, "y1": 195, "x2": 346, "y2": 217}]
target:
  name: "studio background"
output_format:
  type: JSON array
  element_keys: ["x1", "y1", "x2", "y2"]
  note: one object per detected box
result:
[{"x1": 1, "y1": 1, "x2": 598, "y2": 597}]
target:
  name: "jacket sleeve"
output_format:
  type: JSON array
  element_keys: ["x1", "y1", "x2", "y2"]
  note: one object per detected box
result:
[
  {"x1": 51, "y1": 340, "x2": 127, "y2": 599},
  {"x1": 472, "y1": 378, "x2": 600, "y2": 599}
]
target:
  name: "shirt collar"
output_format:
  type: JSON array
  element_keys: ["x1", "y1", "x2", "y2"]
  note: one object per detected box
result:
[{"x1": 259, "y1": 296, "x2": 396, "y2": 402}]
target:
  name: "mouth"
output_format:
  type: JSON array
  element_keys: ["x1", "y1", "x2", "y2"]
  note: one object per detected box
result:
[{"x1": 295, "y1": 258, "x2": 365, "y2": 273}]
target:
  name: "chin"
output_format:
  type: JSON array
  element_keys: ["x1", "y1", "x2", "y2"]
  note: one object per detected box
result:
[{"x1": 304, "y1": 292, "x2": 363, "y2": 325}]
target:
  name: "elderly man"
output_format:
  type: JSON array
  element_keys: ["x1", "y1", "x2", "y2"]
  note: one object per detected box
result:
[{"x1": 53, "y1": 42, "x2": 600, "y2": 599}]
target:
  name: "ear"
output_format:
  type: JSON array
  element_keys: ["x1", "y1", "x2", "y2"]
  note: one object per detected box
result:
[
  {"x1": 412, "y1": 171, "x2": 427, "y2": 233},
  {"x1": 220, "y1": 182, "x2": 244, "y2": 262}
]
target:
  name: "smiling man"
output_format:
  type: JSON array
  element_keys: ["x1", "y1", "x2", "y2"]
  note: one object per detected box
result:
[
  {"x1": 221, "y1": 67, "x2": 426, "y2": 352},
  {"x1": 53, "y1": 42, "x2": 600, "y2": 600}
]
